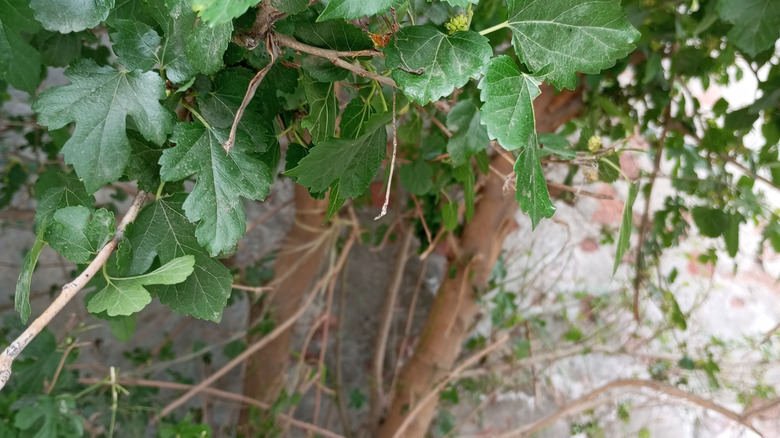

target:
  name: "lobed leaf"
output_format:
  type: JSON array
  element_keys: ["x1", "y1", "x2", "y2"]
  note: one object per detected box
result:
[
  {"x1": 88, "y1": 256, "x2": 195, "y2": 316},
  {"x1": 385, "y1": 26, "x2": 492, "y2": 104},
  {"x1": 33, "y1": 59, "x2": 172, "y2": 193},
  {"x1": 717, "y1": 0, "x2": 780, "y2": 57},
  {"x1": 506, "y1": 0, "x2": 640, "y2": 90},
  {"x1": 46, "y1": 206, "x2": 114, "y2": 264},
  {"x1": 30, "y1": 0, "x2": 114, "y2": 33},
  {"x1": 0, "y1": 0, "x2": 42, "y2": 93},
  {"x1": 119, "y1": 195, "x2": 233, "y2": 322},
  {"x1": 159, "y1": 122, "x2": 273, "y2": 256}
]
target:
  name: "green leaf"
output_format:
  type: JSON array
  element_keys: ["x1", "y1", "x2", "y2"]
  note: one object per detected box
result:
[
  {"x1": 302, "y1": 56, "x2": 350, "y2": 82},
  {"x1": 666, "y1": 291, "x2": 687, "y2": 330},
  {"x1": 386, "y1": 26, "x2": 492, "y2": 104},
  {"x1": 88, "y1": 256, "x2": 195, "y2": 316},
  {"x1": 717, "y1": 0, "x2": 780, "y2": 57},
  {"x1": 120, "y1": 194, "x2": 233, "y2": 321},
  {"x1": 446, "y1": 99, "x2": 489, "y2": 167},
  {"x1": 318, "y1": 0, "x2": 397, "y2": 21},
  {"x1": 272, "y1": 0, "x2": 309, "y2": 15},
  {"x1": 160, "y1": 122, "x2": 273, "y2": 256},
  {"x1": 146, "y1": 0, "x2": 232, "y2": 83},
  {"x1": 0, "y1": 0, "x2": 42, "y2": 93},
  {"x1": 691, "y1": 206, "x2": 729, "y2": 238},
  {"x1": 340, "y1": 97, "x2": 378, "y2": 139},
  {"x1": 442, "y1": 201, "x2": 458, "y2": 231},
  {"x1": 453, "y1": 164, "x2": 475, "y2": 221},
  {"x1": 538, "y1": 133, "x2": 575, "y2": 160},
  {"x1": 46, "y1": 206, "x2": 114, "y2": 264},
  {"x1": 287, "y1": 11, "x2": 375, "y2": 51},
  {"x1": 442, "y1": 0, "x2": 478, "y2": 7},
  {"x1": 301, "y1": 70, "x2": 337, "y2": 144},
  {"x1": 15, "y1": 223, "x2": 47, "y2": 323},
  {"x1": 325, "y1": 183, "x2": 346, "y2": 223},
  {"x1": 506, "y1": 0, "x2": 640, "y2": 89},
  {"x1": 125, "y1": 133, "x2": 165, "y2": 192},
  {"x1": 30, "y1": 0, "x2": 114, "y2": 33},
  {"x1": 191, "y1": 0, "x2": 258, "y2": 24},
  {"x1": 400, "y1": 159, "x2": 434, "y2": 196},
  {"x1": 33, "y1": 59, "x2": 172, "y2": 193},
  {"x1": 613, "y1": 183, "x2": 638, "y2": 274},
  {"x1": 33, "y1": 31, "x2": 83, "y2": 67},
  {"x1": 725, "y1": 213, "x2": 742, "y2": 257},
  {"x1": 598, "y1": 154, "x2": 620, "y2": 183},
  {"x1": 478, "y1": 56, "x2": 541, "y2": 152},
  {"x1": 515, "y1": 142, "x2": 555, "y2": 229},
  {"x1": 109, "y1": 314, "x2": 136, "y2": 341},
  {"x1": 33, "y1": 169, "x2": 95, "y2": 231},
  {"x1": 285, "y1": 123, "x2": 387, "y2": 199},
  {"x1": 109, "y1": 19, "x2": 161, "y2": 71}
]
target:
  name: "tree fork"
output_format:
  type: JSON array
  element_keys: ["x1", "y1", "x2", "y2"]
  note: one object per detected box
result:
[{"x1": 377, "y1": 84, "x2": 583, "y2": 438}]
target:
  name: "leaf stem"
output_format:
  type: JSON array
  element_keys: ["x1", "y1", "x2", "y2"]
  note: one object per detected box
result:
[
  {"x1": 181, "y1": 103, "x2": 211, "y2": 130},
  {"x1": 478, "y1": 21, "x2": 510, "y2": 36},
  {"x1": 155, "y1": 182, "x2": 165, "y2": 199}
]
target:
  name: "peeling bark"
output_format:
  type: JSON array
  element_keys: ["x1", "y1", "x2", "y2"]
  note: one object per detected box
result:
[
  {"x1": 377, "y1": 85, "x2": 584, "y2": 438},
  {"x1": 239, "y1": 185, "x2": 329, "y2": 425}
]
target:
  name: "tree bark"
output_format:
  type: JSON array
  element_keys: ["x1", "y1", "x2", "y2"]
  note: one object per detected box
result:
[
  {"x1": 377, "y1": 84, "x2": 583, "y2": 438},
  {"x1": 239, "y1": 185, "x2": 329, "y2": 424}
]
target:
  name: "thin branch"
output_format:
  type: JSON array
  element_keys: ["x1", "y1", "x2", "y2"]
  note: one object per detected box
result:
[
  {"x1": 369, "y1": 225, "x2": 414, "y2": 426},
  {"x1": 545, "y1": 181, "x2": 614, "y2": 200},
  {"x1": 411, "y1": 194, "x2": 432, "y2": 244},
  {"x1": 334, "y1": 260, "x2": 352, "y2": 438},
  {"x1": 273, "y1": 33, "x2": 396, "y2": 89},
  {"x1": 79, "y1": 377, "x2": 345, "y2": 438},
  {"x1": 633, "y1": 103, "x2": 672, "y2": 322},
  {"x1": 0, "y1": 191, "x2": 148, "y2": 391},
  {"x1": 491, "y1": 378, "x2": 763, "y2": 438},
  {"x1": 223, "y1": 37, "x2": 278, "y2": 153},
  {"x1": 231, "y1": 284, "x2": 274, "y2": 294},
  {"x1": 44, "y1": 341, "x2": 91, "y2": 395},
  {"x1": 158, "y1": 227, "x2": 359, "y2": 419},
  {"x1": 391, "y1": 335, "x2": 509, "y2": 438},
  {"x1": 375, "y1": 88, "x2": 398, "y2": 219}
]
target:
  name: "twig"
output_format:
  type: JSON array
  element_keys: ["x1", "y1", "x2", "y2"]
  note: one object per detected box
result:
[
  {"x1": 369, "y1": 225, "x2": 414, "y2": 426},
  {"x1": 273, "y1": 33, "x2": 396, "y2": 88},
  {"x1": 245, "y1": 198, "x2": 294, "y2": 233},
  {"x1": 411, "y1": 194, "x2": 432, "y2": 244},
  {"x1": 490, "y1": 378, "x2": 763, "y2": 438},
  {"x1": 158, "y1": 227, "x2": 359, "y2": 419},
  {"x1": 0, "y1": 191, "x2": 148, "y2": 391},
  {"x1": 375, "y1": 88, "x2": 399, "y2": 220},
  {"x1": 223, "y1": 37, "x2": 279, "y2": 153},
  {"x1": 334, "y1": 260, "x2": 352, "y2": 438},
  {"x1": 386, "y1": 257, "x2": 428, "y2": 414},
  {"x1": 232, "y1": 284, "x2": 274, "y2": 294},
  {"x1": 633, "y1": 104, "x2": 672, "y2": 322},
  {"x1": 391, "y1": 335, "x2": 509, "y2": 438},
  {"x1": 158, "y1": 278, "x2": 321, "y2": 419},
  {"x1": 313, "y1": 271, "x2": 340, "y2": 428},
  {"x1": 43, "y1": 341, "x2": 91, "y2": 394},
  {"x1": 545, "y1": 181, "x2": 614, "y2": 200},
  {"x1": 78, "y1": 377, "x2": 346, "y2": 438}
]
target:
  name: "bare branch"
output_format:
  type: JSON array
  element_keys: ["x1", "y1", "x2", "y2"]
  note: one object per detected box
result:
[
  {"x1": 0, "y1": 191, "x2": 148, "y2": 391},
  {"x1": 489, "y1": 379, "x2": 763, "y2": 438}
]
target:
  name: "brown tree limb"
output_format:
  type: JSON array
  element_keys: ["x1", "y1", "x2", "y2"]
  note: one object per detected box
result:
[
  {"x1": 377, "y1": 84, "x2": 583, "y2": 438},
  {"x1": 273, "y1": 33, "x2": 396, "y2": 88},
  {"x1": 240, "y1": 186, "x2": 329, "y2": 424},
  {"x1": 0, "y1": 191, "x2": 148, "y2": 391},
  {"x1": 490, "y1": 378, "x2": 763, "y2": 438}
]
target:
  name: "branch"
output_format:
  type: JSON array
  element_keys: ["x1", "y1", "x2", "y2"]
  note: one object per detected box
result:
[
  {"x1": 391, "y1": 335, "x2": 509, "y2": 438},
  {"x1": 79, "y1": 377, "x2": 345, "y2": 438},
  {"x1": 158, "y1": 226, "x2": 359, "y2": 419},
  {"x1": 491, "y1": 378, "x2": 763, "y2": 438},
  {"x1": 223, "y1": 38, "x2": 278, "y2": 153},
  {"x1": 0, "y1": 191, "x2": 148, "y2": 391},
  {"x1": 369, "y1": 225, "x2": 414, "y2": 426},
  {"x1": 273, "y1": 33, "x2": 396, "y2": 89}
]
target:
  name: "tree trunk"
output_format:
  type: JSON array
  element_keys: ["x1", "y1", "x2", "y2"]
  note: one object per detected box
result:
[
  {"x1": 239, "y1": 185, "x2": 329, "y2": 424},
  {"x1": 377, "y1": 85, "x2": 583, "y2": 438}
]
